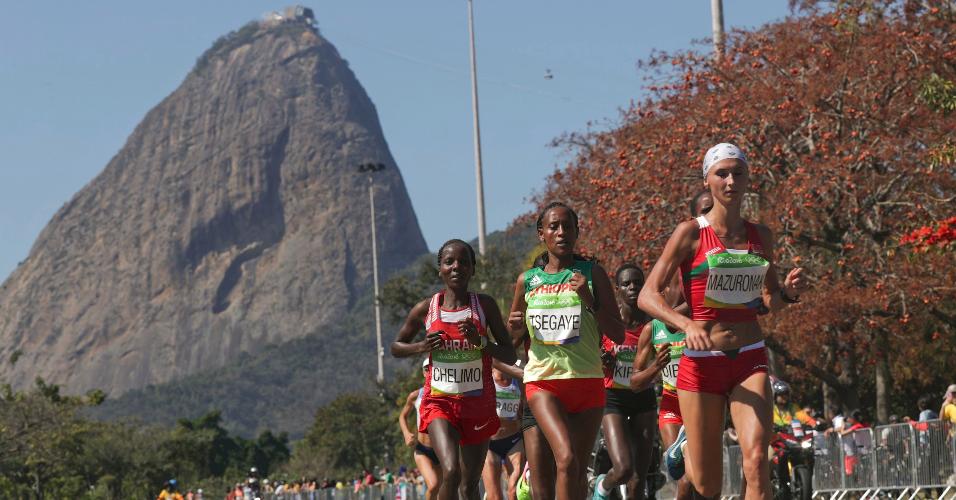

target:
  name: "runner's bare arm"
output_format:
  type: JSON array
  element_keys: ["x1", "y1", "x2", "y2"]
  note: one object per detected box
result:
[
  {"x1": 639, "y1": 221, "x2": 699, "y2": 331},
  {"x1": 512, "y1": 331, "x2": 528, "y2": 350},
  {"x1": 629, "y1": 323, "x2": 666, "y2": 391},
  {"x1": 756, "y1": 224, "x2": 808, "y2": 313},
  {"x1": 662, "y1": 273, "x2": 692, "y2": 320},
  {"x1": 640, "y1": 221, "x2": 717, "y2": 350},
  {"x1": 507, "y1": 272, "x2": 528, "y2": 339},
  {"x1": 492, "y1": 358, "x2": 524, "y2": 381},
  {"x1": 591, "y1": 263, "x2": 626, "y2": 343},
  {"x1": 390, "y1": 299, "x2": 439, "y2": 357},
  {"x1": 673, "y1": 301, "x2": 691, "y2": 317},
  {"x1": 480, "y1": 294, "x2": 518, "y2": 365},
  {"x1": 399, "y1": 390, "x2": 419, "y2": 446}
]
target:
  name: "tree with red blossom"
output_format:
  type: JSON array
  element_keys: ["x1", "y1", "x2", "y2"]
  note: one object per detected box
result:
[
  {"x1": 532, "y1": 0, "x2": 955, "y2": 420},
  {"x1": 900, "y1": 216, "x2": 956, "y2": 251}
]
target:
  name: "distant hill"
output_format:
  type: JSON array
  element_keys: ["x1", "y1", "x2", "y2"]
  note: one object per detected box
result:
[
  {"x1": 0, "y1": 15, "x2": 427, "y2": 396},
  {"x1": 91, "y1": 224, "x2": 541, "y2": 437}
]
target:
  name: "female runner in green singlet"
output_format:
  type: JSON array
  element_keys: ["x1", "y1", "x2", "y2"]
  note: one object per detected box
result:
[{"x1": 508, "y1": 202, "x2": 625, "y2": 500}]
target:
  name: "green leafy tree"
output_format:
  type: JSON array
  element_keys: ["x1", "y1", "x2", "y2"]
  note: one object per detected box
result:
[
  {"x1": 247, "y1": 430, "x2": 291, "y2": 477},
  {"x1": 294, "y1": 392, "x2": 401, "y2": 476},
  {"x1": 0, "y1": 377, "x2": 291, "y2": 498},
  {"x1": 163, "y1": 411, "x2": 240, "y2": 479},
  {"x1": 380, "y1": 258, "x2": 440, "y2": 325}
]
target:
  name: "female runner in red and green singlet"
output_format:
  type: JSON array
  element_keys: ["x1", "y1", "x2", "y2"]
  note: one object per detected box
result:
[
  {"x1": 508, "y1": 202, "x2": 625, "y2": 500},
  {"x1": 639, "y1": 144, "x2": 808, "y2": 500},
  {"x1": 392, "y1": 239, "x2": 517, "y2": 500}
]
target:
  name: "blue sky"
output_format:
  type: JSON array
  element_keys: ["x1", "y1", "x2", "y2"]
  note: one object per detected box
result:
[{"x1": 0, "y1": 1, "x2": 791, "y2": 281}]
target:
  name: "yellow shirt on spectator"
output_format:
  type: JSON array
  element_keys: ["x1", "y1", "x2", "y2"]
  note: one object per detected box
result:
[
  {"x1": 774, "y1": 402, "x2": 816, "y2": 428},
  {"x1": 943, "y1": 403, "x2": 956, "y2": 424}
]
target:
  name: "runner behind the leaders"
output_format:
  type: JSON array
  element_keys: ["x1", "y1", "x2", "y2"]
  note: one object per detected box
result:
[
  {"x1": 481, "y1": 364, "x2": 526, "y2": 500},
  {"x1": 592, "y1": 264, "x2": 658, "y2": 500},
  {"x1": 398, "y1": 358, "x2": 443, "y2": 500}
]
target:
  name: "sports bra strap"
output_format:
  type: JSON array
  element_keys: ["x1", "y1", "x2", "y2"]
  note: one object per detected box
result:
[
  {"x1": 426, "y1": 291, "x2": 485, "y2": 329},
  {"x1": 425, "y1": 292, "x2": 442, "y2": 329},
  {"x1": 469, "y1": 292, "x2": 486, "y2": 327},
  {"x1": 696, "y1": 216, "x2": 764, "y2": 252}
]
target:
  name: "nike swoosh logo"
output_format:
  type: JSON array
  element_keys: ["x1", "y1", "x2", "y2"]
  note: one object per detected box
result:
[{"x1": 474, "y1": 420, "x2": 492, "y2": 431}]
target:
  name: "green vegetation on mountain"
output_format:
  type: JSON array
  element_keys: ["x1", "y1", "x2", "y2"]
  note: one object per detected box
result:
[{"x1": 91, "y1": 224, "x2": 540, "y2": 438}]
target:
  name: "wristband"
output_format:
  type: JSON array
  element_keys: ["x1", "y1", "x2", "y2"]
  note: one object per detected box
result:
[{"x1": 779, "y1": 289, "x2": 801, "y2": 304}]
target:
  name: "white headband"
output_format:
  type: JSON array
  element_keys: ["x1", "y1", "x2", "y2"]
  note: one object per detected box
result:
[{"x1": 703, "y1": 143, "x2": 748, "y2": 177}]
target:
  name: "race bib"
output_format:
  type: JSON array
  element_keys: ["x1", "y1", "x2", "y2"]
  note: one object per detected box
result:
[
  {"x1": 496, "y1": 390, "x2": 520, "y2": 420},
  {"x1": 526, "y1": 297, "x2": 582, "y2": 345},
  {"x1": 430, "y1": 349, "x2": 483, "y2": 396},
  {"x1": 704, "y1": 253, "x2": 768, "y2": 309},
  {"x1": 661, "y1": 356, "x2": 680, "y2": 389},
  {"x1": 612, "y1": 347, "x2": 637, "y2": 388}
]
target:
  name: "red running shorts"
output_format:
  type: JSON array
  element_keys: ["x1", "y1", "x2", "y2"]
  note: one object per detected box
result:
[
  {"x1": 525, "y1": 378, "x2": 606, "y2": 413},
  {"x1": 676, "y1": 341, "x2": 769, "y2": 395},
  {"x1": 658, "y1": 390, "x2": 683, "y2": 430},
  {"x1": 419, "y1": 396, "x2": 499, "y2": 446}
]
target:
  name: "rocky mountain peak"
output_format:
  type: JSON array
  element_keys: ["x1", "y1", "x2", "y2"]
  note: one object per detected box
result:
[{"x1": 0, "y1": 12, "x2": 426, "y2": 396}]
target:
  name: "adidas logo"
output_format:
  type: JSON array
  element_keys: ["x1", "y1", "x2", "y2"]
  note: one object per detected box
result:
[
  {"x1": 529, "y1": 275, "x2": 543, "y2": 288},
  {"x1": 655, "y1": 331, "x2": 667, "y2": 340}
]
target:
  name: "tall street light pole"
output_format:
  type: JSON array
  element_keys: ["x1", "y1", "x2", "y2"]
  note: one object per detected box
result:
[
  {"x1": 467, "y1": 0, "x2": 487, "y2": 256},
  {"x1": 711, "y1": 0, "x2": 725, "y2": 60},
  {"x1": 358, "y1": 162, "x2": 386, "y2": 384}
]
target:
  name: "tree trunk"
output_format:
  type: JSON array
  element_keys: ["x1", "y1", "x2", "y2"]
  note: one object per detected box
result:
[
  {"x1": 837, "y1": 337, "x2": 861, "y2": 412},
  {"x1": 822, "y1": 342, "x2": 837, "y2": 418},
  {"x1": 822, "y1": 380, "x2": 832, "y2": 419},
  {"x1": 874, "y1": 327, "x2": 891, "y2": 424}
]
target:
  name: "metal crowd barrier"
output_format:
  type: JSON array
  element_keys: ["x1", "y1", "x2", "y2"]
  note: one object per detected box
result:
[
  {"x1": 722, "y1": 443, "x2": 744, "y2": 496},
  {"x1": 722, "y1": 419, "x2": 956, "y2": 499},
  {"x1": 264, "y1": 482, "x2": 424, "y2": 500},
  {"x1": 270, "y1": 419, "x2": 956, "y2": 500}
]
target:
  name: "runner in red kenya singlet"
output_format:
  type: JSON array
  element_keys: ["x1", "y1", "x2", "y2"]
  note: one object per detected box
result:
[
  {"x1": 391, "y1": 239, "x2": 517, "y2": 500},
  {"x1": 592, "y1": 264, "x2": 657, "y2": 500}
]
